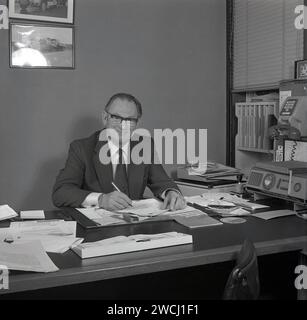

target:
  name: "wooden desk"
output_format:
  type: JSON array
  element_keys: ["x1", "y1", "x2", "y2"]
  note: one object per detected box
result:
[{"x1": 1, "y1": 210, "x2": 306, "y2": 296}]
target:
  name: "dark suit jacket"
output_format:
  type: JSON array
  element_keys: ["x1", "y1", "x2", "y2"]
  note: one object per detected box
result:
[{"x1": 52, "y1": 130, "x2": 179, "y2": 208}]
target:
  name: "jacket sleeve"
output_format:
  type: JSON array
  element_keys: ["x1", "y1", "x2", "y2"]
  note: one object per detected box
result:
[
  {"x1": 145, "y1": 139, "x2": 180, "y2": 198},
  {"x1": 146, "y1": 163, "x2": 180, "y2": 198},
  {"x1": 52, "y1": 141, "x2": 92, "y2": 208}
]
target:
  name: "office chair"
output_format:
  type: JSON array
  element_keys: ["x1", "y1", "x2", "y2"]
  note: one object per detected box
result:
[{"x1": 223, "y1": 239, "x2": 260, "y2": 300}]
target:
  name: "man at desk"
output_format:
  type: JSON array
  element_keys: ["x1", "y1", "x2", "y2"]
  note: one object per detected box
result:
[{"x1": 52, "y1": 93, "x2": 186, "y2": 211}]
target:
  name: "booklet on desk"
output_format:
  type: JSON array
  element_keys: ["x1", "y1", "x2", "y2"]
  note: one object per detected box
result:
[{"x1": 72, "y1": 232, "x2": 193, "y2": 259}]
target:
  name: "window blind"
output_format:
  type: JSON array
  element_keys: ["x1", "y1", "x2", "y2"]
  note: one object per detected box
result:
[{"x1": 233, "y1": 0, "x2": 304, "y2": 91}]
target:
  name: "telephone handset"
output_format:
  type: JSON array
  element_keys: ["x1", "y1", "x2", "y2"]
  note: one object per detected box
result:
[{"x1": 269, "y1": 124, "x2": 301, "y2": 140}]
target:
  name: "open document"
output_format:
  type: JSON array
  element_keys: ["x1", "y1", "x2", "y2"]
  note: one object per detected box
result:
[
  {"x1": 0, "y1": 240, "x2": 59, "y2": 273},
  {"x1": 117, "y1": 198, "x2": 168, "y2": 217},
  {"x1": 77, "y1": 199, "x2": 169, "y2": 226},
  {"x1": 77, "y1": 208, "x2": 127, "y2": 226},
  {"x1": 72, "y1": 232, "x2": 193, "y2": 259}
]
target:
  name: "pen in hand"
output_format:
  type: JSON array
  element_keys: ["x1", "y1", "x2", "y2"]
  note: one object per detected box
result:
[{"x1": 111, "y1": 182, "x2": 133, "y2": 207}]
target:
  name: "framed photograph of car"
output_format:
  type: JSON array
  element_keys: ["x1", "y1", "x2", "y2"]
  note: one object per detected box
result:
[
  {"x1": 295, "y1": 59, "x2": 307, "y2": 80},
  {"x1": 10, "y1": 22, "x2": 74, "y2": 69},
  {"x1": 8, "y1": 0, "x2": 74, "y2": 24}
]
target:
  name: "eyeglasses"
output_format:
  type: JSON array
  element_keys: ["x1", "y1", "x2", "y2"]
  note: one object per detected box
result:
[{"x1": 106, "y1": 111, "x2": 139, "y2": 125}]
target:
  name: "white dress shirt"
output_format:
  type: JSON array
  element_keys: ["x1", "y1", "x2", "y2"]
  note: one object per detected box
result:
[
  {"x1": 81, "y1": 140, "x2": 179, "y2": 208},
  {"x1": 82, "y1": 140, "x2": 129, "y2": 208}
]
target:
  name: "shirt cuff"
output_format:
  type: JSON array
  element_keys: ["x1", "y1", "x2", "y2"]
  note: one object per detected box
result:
[
  {"x1": 81, "y1": 192, "x2": 102, "y2": 208},
  {"x1": 160, "y1": 188, "x2": 181, "y2": 200}
]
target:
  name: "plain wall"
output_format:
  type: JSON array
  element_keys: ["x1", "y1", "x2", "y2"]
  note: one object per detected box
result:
[{"x1": 0, "y1": 0, "x2": 226, "y2": 210}]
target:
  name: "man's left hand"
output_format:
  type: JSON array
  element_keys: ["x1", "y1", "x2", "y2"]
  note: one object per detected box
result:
[{"x1": 162, "y1": 190, "x2": 186, "y2": 211}]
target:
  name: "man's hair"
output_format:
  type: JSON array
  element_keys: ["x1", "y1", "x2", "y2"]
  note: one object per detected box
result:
[{"x1": 105, "y1": 93, "x2": 142, "y2": 118}]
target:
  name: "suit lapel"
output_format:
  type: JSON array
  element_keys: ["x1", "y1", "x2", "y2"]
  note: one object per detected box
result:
[{"x1": 93, "y1": 130, "x2": 114, "y2": 193}]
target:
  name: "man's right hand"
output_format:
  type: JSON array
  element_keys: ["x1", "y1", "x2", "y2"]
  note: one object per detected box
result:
[{"x1": 98, "y1": 191, "x2": 132, "y2": 211}]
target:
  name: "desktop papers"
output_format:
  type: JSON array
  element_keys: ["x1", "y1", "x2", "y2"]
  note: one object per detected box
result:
[
  {"x1": 0, "y1": 240, "x2": 59, "y2": 273},
  {"x1": 20, "y1": 210, "x2": 45, "y2": 220},
  {"x1": 72, "y1": 232, "x2": 193, "y2": 259},
  {"x1": 0, "y1": 220, "x2": 82, "y2": 253},
  {"x1": 199, "y1": 193, "x2": 269, "y2": 211},
  {"x1": 77, "y1": 208, "x2": 127, "y2": 226},
  {"x1": 0, "y1": 205, "x2": 18, "y2": 221},
  {"x1": 117, "y1": 199, "x2": 168, "y2": 217},
  {"x1": 187, "y1": 193, "x2": 269, "y2": 212}
]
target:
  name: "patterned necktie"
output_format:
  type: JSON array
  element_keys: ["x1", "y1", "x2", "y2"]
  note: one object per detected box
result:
[{"x1": 114, "y1": 147, "x2": 129, "y2": 196}]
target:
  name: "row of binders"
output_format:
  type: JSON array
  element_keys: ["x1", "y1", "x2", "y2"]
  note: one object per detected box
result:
[{"x1": 235, "y1": 102, "x2": 278, "y2": 150}]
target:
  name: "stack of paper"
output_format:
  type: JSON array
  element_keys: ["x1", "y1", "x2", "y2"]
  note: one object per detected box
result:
[
  {"x1": 72, "y1": 232, "x2": 193, "y2": 259},
  {"x1": 0, "y1": 240, "x2": 59, "y2": 273},
  {"x1": 187, "y1": 162, "x2": 241, "y2": 178},
  {"x1": 0, "y1": 220, "x2": 83, "y2": 253},
  {"x1": 0, "y1": 204, "x2": 18, "y2": 221}
]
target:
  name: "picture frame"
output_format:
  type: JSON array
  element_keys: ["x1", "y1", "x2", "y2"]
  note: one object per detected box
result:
[
  {"x1": 10, "y1": 22, "x2": 74, "y2": 69},
  {"x1": 295, "y1": 59, "x2": 307, "y2": 80},
  {"x1": 8, "y1": 0, "x2": 74, "y2": 24}
]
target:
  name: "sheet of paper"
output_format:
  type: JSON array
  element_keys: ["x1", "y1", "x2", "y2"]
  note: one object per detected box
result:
[
  {"x1": 117, "y1": 198, "x2": 168, "y2": 217},
  {"x1": 252, "y1": 210, "x2": 296, "y2": 220},
  {"x1": 9, "y1": 220, "x2": 76, "y2": 237},
  {"x1": 10, "y1": 219, "x2": 64, "y2": 228},
  {"x1": 20, "y1": 210, "x2": 45, "y2": 220},
  {"x1": 221, "y1": 207, "x2": 251, "y2": 217},
  {"x1": 0, "y1": 204, "x2": 18, "y2": 221},
  {"x1": 77, "y1": 208, "x2": 125, "y2": 226},
  {"x1": 0, "y1": 229, "x2": 83, "y2": 253},
  {"x1": 0, "y1": 240, "x2": 59, "y2": 273}
]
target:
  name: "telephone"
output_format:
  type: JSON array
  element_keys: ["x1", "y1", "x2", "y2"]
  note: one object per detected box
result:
[
  {"x1": 269, "y1": 96, "x2": 307, "y2": 141},
  {"x1": 269, "y1": 124, "x2": 301, "y2": 140}
]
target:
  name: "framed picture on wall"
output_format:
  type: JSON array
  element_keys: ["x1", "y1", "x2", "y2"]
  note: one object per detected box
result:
[
  {"x1": 295, "y1": 59, "x2": 307, "y2": 80},
  {"x1": 10, "y1": 22, "x2": 74, "y2": 69},
  {"x1": 8, "y1": 0, "x2": 74, "y2": 24}
]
